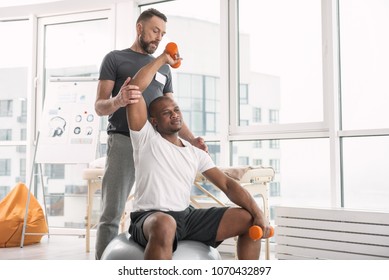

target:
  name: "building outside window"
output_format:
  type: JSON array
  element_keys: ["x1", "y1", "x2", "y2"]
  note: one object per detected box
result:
[
  {"x1": 269, "y1": 139, "x2": 280, "y2": 149},
  {"x1": 0, "y1": 100, "x2": 13, "y2": 117},
  {"x1": 0, "y1": 129, "x2": 12, "y2": 141},
  {"x1": 253, "y1": 159, "x2": 262, "y2": 166},
  {"x1": 239, "y1": 84, "x2": 249, "y2": 105},
  {"x1": 44, "y1": 164, "x2": 65, "y2": 180},
  {"x1": 252, "y1": 107, "x2": 261, "y2": 123},
  {"x1": 238, "y1": 156, "x2": 249, "y2": 166},
  {"x1": 269, "y1": 159, "x2": 280, "y2": 173},
  {"x1": 270, "y1": 181, "x2": 281, "y2": 197},
  {"x1": 175, "y1": 73, "x2": 220, "y2": 136},
  {"x1": 269, "y1": 109, "x2": 279, "y2": 124},
  {"x1": 0, "y1": 186, "x2": 10, "y2": 201},
  {"x1": 0, "y1": 159, "x2": 11, "y2": 176},
  {"x1": 253, "y1": 140, "x2": 262, "y2": 149}
]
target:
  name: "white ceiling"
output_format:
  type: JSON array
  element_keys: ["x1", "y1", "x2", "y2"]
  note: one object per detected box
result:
[
  {"x1": 0, "y1": 0, "x2": 61, "y2": 8},
  {"x1": 0, "y1": 0, "x2": 126, "y2": 18}
]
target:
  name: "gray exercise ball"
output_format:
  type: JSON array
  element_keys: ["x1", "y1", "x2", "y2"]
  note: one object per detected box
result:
[{"x1": 101, "y1": 232, "x2": 221, "y2": 260}]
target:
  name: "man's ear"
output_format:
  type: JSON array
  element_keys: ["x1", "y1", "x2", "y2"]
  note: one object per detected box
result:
[
  {"x1": 150, "y1": 117, "x2": 157, "y2": 127},
  {"x1": 136, "y1": 22, "x2": 143, "y2": 35}
]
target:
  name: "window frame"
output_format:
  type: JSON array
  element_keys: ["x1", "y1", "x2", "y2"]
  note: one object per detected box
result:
[
  {"x1": 228, "y1": 0, "x2": 329, "y2": 137},
  {"x1": 226, "y1": 0, "x2": 343, "y2": 208}
]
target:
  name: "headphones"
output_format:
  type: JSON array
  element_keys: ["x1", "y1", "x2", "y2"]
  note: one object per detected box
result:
[{"x1": 49, "y1": 116, "x2": 66, "y2": 137}]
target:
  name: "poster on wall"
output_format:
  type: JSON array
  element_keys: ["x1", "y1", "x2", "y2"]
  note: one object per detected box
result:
[{"x1": 35, "y1": 78, "x2": 99, "y2": 164}]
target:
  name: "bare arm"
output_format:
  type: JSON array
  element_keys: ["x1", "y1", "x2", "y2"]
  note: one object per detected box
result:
[
  {"x1": 124, "y1": 49, "x2": 207, "y2": 154},
  {"x1": 95, "y1": 80, "x2": 117, "y2": 116},
  {"x1": 203, "y1": 167, "x2": 266, "y2": 227},
  {"x1": 126, "y1": 53, "x2": 175, "y2": 131}
]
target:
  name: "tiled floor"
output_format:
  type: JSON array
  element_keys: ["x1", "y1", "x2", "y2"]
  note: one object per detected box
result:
[{"x1": 0, "y1": 234, "x2": 95, "y2": 260}]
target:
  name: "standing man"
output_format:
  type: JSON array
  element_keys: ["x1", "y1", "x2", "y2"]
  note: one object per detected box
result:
[{"x1": 94, "y1": 8, "x2": 206, "y2": 260}]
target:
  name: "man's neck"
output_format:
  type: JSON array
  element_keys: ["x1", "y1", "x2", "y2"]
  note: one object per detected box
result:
[
  {"x1": 130, "y1": 42, "x2": 147, "y2": 54},
  {"x1": 162, "y1": 133, "x2": 184, "y2": 147}
]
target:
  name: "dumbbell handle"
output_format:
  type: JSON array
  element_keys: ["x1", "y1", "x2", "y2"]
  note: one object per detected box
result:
[
  {"x1": 165, "y1": 42, "x2": 181, "y2": 68},
  {"x1": 249, "y1": 225, "x2": 274, "y2": 241}
]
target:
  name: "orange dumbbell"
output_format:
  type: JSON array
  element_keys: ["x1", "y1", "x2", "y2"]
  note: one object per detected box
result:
[
  {"x1": 249, "y1": 225, "x2": 274, "y2": 241},
  {"x1": 165, "y1": 42, "x2": 181, "y2": 68}
]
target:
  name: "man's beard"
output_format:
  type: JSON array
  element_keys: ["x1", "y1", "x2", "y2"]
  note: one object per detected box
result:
[
  {"x1": 139, "y1": 33, "x2": 158, "y2": 54},
  {"x1": 155, "y1": 125, "x2": 181, "y2": 134}
]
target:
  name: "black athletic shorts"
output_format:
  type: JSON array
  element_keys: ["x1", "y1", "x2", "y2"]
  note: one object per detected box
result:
[{"x1": 129, "y1": 205, "x2": 229, "y2": 251}]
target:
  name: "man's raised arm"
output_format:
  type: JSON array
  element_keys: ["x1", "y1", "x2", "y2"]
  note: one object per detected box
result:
[{"x1": 125, "y1": 53, "x2": 178, "y2": 131}]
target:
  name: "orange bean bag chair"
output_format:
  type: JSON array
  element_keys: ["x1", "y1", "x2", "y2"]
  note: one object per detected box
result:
[{"x1": 0, "y1": 182, "x2": 48, "y2": 247}]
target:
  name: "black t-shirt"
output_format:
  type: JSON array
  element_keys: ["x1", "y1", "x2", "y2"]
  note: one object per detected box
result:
[{"x1": 99, "y1": 48, "x2": 173, "y2": 136}]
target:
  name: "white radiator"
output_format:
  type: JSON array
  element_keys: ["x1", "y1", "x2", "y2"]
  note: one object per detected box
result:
[{"x1": 275, "y1": 206, "x2": 389, "y2": 260}]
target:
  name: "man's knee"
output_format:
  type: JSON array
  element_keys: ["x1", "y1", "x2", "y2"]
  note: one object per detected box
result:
[
  {"x1": 236, "y1": 208, "x2": 255, "y2": 231},
  {"x1": 144, "y1": 213, "x2": 177, "y2": 242},
  {"x1": 217, "y1": 208, "x2": 254, "y2": 240}
]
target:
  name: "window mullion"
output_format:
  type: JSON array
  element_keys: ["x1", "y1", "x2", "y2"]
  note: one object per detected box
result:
[{"x1": 322, "y1": 0, "x2": 342, "y2": 207}]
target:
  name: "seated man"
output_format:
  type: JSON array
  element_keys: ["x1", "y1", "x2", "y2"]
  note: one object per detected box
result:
[{"x1": 124, "y1": 49, "x2": 272, "y2": 260}]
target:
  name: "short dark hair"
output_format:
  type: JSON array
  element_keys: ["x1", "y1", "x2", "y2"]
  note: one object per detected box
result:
[
  {"x1": 149, "y1": 96, "x2": 174, "y2": 117},
  {"x1": 137, "y1": 8, "x2": 167, "y2": 24}
]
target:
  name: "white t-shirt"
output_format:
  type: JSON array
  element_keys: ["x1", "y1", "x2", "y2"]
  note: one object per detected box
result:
[{"x1": 130, "y1": 121, "x2": 215, "y2": 211}]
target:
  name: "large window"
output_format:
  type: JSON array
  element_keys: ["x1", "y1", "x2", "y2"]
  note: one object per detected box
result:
[
  {"x1": 140, "y1": 0, "x2": 221, "y2": 137},
  {"x1": 238, "y1": 0, "x2": 323, "y2": 126},
  {"x1": 0, "y1": 19, "x2": 30, "y2": 200},
  {"x1": 338, "y1": 0, "x2": 389, "y2": 211},
  {"x1": 342, "y1": 136, "x2": 389, "y2": 211},
  {"x1": 339, "y1": 0, "x2": 389, "y2": 130},
  {"x1": 35, "y1": 12, "x2": 111, "y2": 228},
  {"x1": 43, "y1": 18, "x2": 108, "y2": 81},
  {"x1": 233, "y1": 0, "x2": 330, "y2": 214}
]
